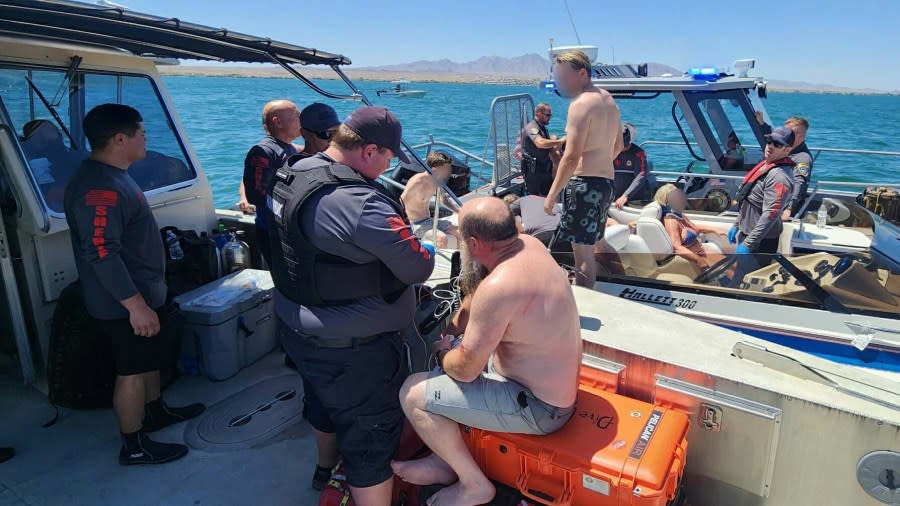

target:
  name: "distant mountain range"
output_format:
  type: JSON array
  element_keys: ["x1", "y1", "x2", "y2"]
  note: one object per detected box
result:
[{"x1": 359, "y1": 54, "x2": 550, "y2": 77}]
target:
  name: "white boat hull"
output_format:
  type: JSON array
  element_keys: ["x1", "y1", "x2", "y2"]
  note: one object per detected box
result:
[
  {"x1": 378, "y1": 90, "x2": 426, "y2": 98},
  {"x1": 592, "y1": 279, "x2": 900, "y2": 372}
]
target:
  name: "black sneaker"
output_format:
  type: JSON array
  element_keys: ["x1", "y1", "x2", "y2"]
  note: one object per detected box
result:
[
  {"x1": 118, "y1": 433, "x2": 188, "y2": 466},
  {"x1": 0, "y1": 447, "x2": 13, "y2": 463},
  {"x1": 142, "y1": 399, "x2": 206, "y2": 433}
]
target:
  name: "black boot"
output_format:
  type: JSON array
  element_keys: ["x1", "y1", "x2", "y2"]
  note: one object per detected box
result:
[
  {"x1": 0, "y1": 447, "x2": 13, "y2": 463},
  {"x1": 119, "y1": 431, "x2": 188, "y2": 466},
  {"x1": 142, "y1": 398, "x2": 206, "y2": 433}
]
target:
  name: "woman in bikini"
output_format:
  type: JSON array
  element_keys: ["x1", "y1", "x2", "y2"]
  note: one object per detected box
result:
[{"x1": 655, "y1": 184, "x2": 727, "y2": 271}]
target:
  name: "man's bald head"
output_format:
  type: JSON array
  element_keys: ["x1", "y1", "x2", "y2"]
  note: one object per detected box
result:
[
  {"x1": 261, "y1": 100, "x2": 301, "y2": 142},
  {"x1": 262, "y1": 99, "x2": 297, "y2": 128},
  {"x1": 459, "y1": 197, "x2": 518, "y2": 243}
]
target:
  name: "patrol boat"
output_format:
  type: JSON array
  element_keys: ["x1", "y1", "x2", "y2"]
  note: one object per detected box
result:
[
  {"x1": 0, "y1": 2, "x2": 897, "y2": 506},
  {"x1": 376, "y1": 80, "x2": 427, "y2": 98},
  {"x1": 407, "y1": 44, "x2": 900, "y2": 373}
]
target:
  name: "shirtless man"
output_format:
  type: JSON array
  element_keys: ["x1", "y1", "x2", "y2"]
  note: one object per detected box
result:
[
  {"x1": 544, "y1": 50, "x2": 623, "y2": 288},
  {"x1": 393, "y1": 197, "x2": 582, "y2": 506},
  {"x1": 401, "y1": 151, "x2": 459, "y2": 248}
]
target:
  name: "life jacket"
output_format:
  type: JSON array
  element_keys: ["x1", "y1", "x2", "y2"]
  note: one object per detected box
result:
[
  {"x1": 733, "y1": 157, "x2": 795, "y2": 204},
  {"x1": 266, "y1": 157, "x2": 408, "y2": 307}
]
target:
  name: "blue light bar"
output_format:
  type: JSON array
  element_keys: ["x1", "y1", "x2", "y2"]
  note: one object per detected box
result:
[
  {"x1": 539, "y1": 80, "x2": 558, "y2": 94},
  {"x1": 688, "y1": 66, "x2": 719, "y2": 81}
]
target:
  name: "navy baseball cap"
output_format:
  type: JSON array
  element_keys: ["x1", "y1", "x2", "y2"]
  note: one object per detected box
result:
[
  {"x1": 300, "y1": 102, "x2": 340, "y2": 133},
  {"x1": 765, "y1": 126, "x2": 796, "y2": 147},
  {"x1": 344, "y1": 106, "x2": 410, "y2": 163}
]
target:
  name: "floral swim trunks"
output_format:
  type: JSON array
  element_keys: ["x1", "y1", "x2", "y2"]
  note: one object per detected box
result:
[{"x1": 554, "y1": 176, "x2": 616, "y2": 245}]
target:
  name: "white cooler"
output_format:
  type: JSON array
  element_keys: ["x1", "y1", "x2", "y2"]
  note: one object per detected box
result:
[{"x1": 174, "y1": 269, "x2": 278, "y2": 381}]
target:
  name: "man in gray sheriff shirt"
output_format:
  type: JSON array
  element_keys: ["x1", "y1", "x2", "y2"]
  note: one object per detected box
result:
[
  {"x1": 65, "y1": 104, "x2": 204, "y2": 466},
  {"x1": 268, "y1": 106, "x2": 434, "y2": 504},
  {"x1": 728, "y1": 126, "x2": 796, "y2": 285}
]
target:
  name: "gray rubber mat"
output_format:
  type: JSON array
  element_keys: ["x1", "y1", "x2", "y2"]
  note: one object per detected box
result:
[{"x1": 184, "y1": 374, "x2": 304, "y2": 452}]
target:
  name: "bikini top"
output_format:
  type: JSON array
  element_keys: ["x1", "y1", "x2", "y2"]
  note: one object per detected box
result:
[{"x1": 664, "y1": 210, "x2": 699, "y2": 246}]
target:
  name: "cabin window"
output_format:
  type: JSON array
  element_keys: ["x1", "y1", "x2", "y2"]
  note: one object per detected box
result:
[
  {"x1": 0, "y1": 65, "x2": 196, "y2": 215},
  {"x1": 684, "y1": 91, "x2": 765, "y2": 172}
]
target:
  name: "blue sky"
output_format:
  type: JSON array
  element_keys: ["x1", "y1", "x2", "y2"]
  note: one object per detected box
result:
[{"x1": 126, "y1": 0, "x2": 899, "y2": 90}]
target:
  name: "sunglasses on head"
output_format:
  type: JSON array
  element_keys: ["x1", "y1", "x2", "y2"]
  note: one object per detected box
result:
[{"x1": 766, "y1": 139, "x2": 787, "y2": 148}]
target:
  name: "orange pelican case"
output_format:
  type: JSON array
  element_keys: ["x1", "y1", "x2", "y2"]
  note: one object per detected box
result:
[{"x1": 462, "y1": 378, "x2": 689, "y2": 505}]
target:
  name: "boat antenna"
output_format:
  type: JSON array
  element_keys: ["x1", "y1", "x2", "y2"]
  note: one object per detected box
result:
[{"x1": 562, "y1": 0, "x2": 582, "y2": 45}]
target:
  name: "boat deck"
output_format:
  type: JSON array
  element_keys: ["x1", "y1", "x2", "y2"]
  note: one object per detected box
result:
[
  {"x1": 0, "y1": 353, "x2": 321, "y2": 506},
  {"x1": 1, "y1": 252, "x2": 896, "y2": 506}
]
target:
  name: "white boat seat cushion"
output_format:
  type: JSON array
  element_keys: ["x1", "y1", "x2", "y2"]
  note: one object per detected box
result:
[
  {"x1": 604, "y1": 224, "x2": 631, "y2": 251},
  {"x1": 702, "y1": 241, "x2": 722, "y2": 255},
  {"x1": 607, "y1": 207, "x2": 638, "y2": 225},
  {"x1": 636, "y1": 217, "x2": 674, "y2": 261},
  {"x1": 640, "y1": 201, "x2": 663, "y2": 220}
]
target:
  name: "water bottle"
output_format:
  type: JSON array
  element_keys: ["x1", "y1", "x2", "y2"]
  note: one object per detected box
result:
[
  {"x1": 816, "y1": 205, "x2": 828, "y2": 228},
  {"x1": 222, "y1": 229, "x2": 250, "y2": 273},
  {"x1": 165, "y1": 230, "x2": 184, "y2": 261}
]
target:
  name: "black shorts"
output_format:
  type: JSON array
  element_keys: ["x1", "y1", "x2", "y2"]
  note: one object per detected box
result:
[
  {"x1": 97, "y1": 307, "x2": 173, "y2": 376},
  {"x1": 281, "y1": 327, "x2": 408, "y2": 489},
  {"x1": 555, "y1": 176, "x2": 615, "y2": 245}
]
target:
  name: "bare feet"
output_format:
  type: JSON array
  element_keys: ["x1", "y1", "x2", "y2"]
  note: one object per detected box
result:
[
  {"x1": 426, "y1": 479, "x2": 495, "y2": 506},
  {"x1": 392, "y1": 454, "x2": 457, "y2": 486}
]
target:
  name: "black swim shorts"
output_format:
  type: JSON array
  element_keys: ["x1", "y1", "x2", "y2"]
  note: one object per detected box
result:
[
  {"x1": 97, "y1": 307, "x2": 174, "y2": 376},
  {"x1": 554, "y1": 176, "x2": 616, "y2": 245}
]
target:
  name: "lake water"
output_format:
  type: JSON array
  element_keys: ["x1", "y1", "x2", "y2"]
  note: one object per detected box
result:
[{"x1": 160, "y1": 76, "x2": 900, "y2": 209}]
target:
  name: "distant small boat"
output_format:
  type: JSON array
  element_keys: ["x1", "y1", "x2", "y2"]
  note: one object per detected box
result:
[{"x1": 376, "y1": 80, "x2": 426, "y2": 98}]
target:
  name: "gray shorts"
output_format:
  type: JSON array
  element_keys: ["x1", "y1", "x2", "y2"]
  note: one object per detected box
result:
[
  {"x1": 424, "y1": 369, "x2": 574, "y2": 435},
  {"x1": 411, "y1": 218, "x2": 453, "y2": 238}
]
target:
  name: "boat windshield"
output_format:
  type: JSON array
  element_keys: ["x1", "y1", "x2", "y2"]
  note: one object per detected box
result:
[
  {"x1": 0, "y1": 63, "x2": 196, "y2": 215},
  {"x1": 683, "y1": 89, "x2": 767, "y2": 172}
]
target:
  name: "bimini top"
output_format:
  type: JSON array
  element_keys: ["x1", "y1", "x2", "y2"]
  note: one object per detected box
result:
[{"x1": 0, "y1": 0, "x2": 351, "y2": 66}]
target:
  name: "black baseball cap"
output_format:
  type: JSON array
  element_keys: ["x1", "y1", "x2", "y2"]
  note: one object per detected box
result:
[
  {"x1": 300, "y1": 102, "x2": 340, "y2": 132},
  {"x1": 344, "y1": 106, "x2": 410, "y2": 163},
  {"x1": 765, "y1": 126, "x2": 796, "y2": 147}
]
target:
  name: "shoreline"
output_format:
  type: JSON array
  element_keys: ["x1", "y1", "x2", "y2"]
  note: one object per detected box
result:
[{"x1": 157, "y1": 66, "x2": 900, "y2": 96}]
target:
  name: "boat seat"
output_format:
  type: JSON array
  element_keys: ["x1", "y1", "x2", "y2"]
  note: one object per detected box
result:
[
  {"x1": 702, "y1": 240, "x2": 723, "y2": 255},
  {"x1": 604, "y1": 224, "x2": 631, "y2": 251},
  {"x1": 608, "y1": 207, "x2": 639, "y2": 225},
  {"x1": 700, "y1": 232, "x2": 730, "y2": 254},
  {"x1": 636, "y1": 202, "x2": 674, "y2": 262}
]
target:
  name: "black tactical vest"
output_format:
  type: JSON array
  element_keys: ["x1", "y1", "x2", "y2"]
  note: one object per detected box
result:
[{"x1": 266, "y1": 158, "x2": 408, "y2": 306}]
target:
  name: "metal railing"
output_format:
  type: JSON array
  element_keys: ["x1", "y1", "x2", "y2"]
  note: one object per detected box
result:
[
  {"x1": 410, "y1": 136, "x2": 495, "y2": 186},
  {"x1": 639, "y1": 140, "x2": 900, "y2": 160},
  {"x1": 809, "y1": 146, "x2": 900, "y2": 160}
]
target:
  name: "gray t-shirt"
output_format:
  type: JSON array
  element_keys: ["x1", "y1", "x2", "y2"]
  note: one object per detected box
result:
[
  {"x1": 736, "y1": 163, "x2": 794, "y2": 251},
  {"x1": 511, "y1": 195, "x2": 559, "y2": 243},
  {"x1": 275, "y1": 173, "x2": 436, "y2": 339},
  {"x1": 64, "y1": 159, "x2": 167, "y2": 319}
]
